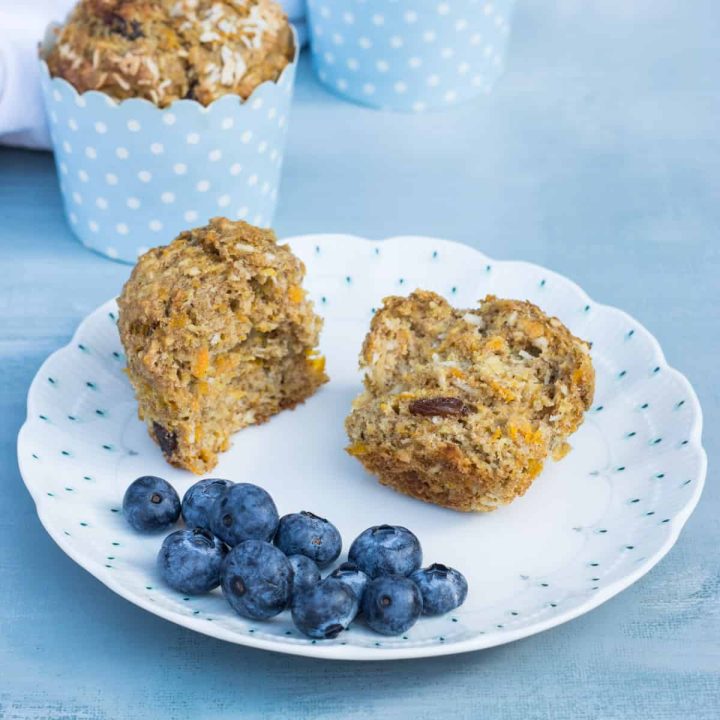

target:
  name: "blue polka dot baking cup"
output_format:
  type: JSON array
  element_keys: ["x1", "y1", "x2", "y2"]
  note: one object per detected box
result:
[
  {"x1": 306, "y1": 0, "x2": 516, "y2": 112},
  {"x1": 39, "y1": 25, "x2": 298, "y2": 264}
]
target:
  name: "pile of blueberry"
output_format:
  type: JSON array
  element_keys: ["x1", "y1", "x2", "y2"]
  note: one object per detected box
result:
[{"x1": 123, "y1": 475, "x2": 468, "y2": 639}]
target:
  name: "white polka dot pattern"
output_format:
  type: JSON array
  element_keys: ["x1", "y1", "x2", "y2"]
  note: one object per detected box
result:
[
  {"x1": 306, "y1": 0, "x2": 515, "y2": 111},
  {"x1": 38, "y1": 31, "x2": 298, "y2": 263}
]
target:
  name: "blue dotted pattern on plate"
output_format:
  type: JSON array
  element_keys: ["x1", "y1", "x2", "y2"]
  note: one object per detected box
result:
[
  {"x1": 306, "y1": 0, "x2": 516, "y2": 111},
  {"x1": 17, "y1": 236, "x2": 706, "y2": 659},
  {"x1": 39, "y1": 29, "x2": 298, "y2": 264}
]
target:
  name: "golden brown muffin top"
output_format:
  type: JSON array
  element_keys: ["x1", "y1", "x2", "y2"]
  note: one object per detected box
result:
[
  {"x1": 345, "y1": 290, "x2": 595, "y2": 510},
  {"x1": 356, "y1": 290, "x2": 595, "y2": 456},
  {"x1": 46, "y1": 0, "x2": 294, "y2": 106},
  {"x1": 361, "y1": 290, "x2": 594, "y2": 429},
  {"x1": 118, "y1": 218, "x2": 318, "y2": 371}
]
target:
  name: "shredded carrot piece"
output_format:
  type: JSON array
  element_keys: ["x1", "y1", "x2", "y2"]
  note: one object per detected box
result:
[
  {"x1": 488, "y1": 380, "x2": 515, "y2": 402},
  {"x1": 307, "y1": 355, "x2": 326, "y2": 374},
  {"x1": 192, "y1": 346, "x2": 209, "y2": 378},
  {"x1": 485, "y1": 336, "x2": 506, "y2": 352},
  {"x1": 288, "y1": 285, "x2": 304, "y2": 303},
  {"x1": 527, "y1": 459, "x2": 544, "y2": 479},
  {"x1": 347, "y1": 442, "x2": 368, "y2": 456}
]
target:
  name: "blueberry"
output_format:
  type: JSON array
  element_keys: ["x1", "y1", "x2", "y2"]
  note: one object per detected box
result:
[
  {"x1": 288, "y1": 555, "x2": 321, "y2": 597},
  {"x1": 210, "y1": 483, "x2": 279, "y2": 547},
  {"x1": 362, "y1": 575, "x2": 423, "y2": 636},
  {"x1": 221, "y1": 540, "x2": 293, "y2": 620},
  {"x1": 122, "y1": 475, "x2": 180, "y2": 532},
  {"x1": 157, "y1": 527, "x2": 227, "y2": 594},
  {"x1": 274, "y1": 511, "x2": 342, "y2": 567},
  {"x1": 291, "y1": 578, "x2": 359, "y2": 639},
  {"x1": 181, "y1": 478, "x2": 233, "y2": 529},
  {"x1": 410, "y1": 563, "x2": 468, "y2": 615},
  {"x1": 348, "y1": 525, "x2": 422, "y2": 578},
  {"x1": 328, "y1": 562, "x2": 368, "y2": 602}
]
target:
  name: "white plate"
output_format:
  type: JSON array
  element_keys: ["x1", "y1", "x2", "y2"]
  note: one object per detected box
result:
[{"x1": 17, "y1": 235, "x2": 706, "y2": 660}]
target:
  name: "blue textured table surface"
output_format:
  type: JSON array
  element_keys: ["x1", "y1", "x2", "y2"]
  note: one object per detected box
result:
[{"x1": 1, "y1": 1, "x2": 718, "y2": 718}]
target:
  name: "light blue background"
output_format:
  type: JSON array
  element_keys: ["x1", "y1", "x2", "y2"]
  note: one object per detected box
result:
[{"x1": 1, "y1": 0, "x2": 718, "y2": 717}]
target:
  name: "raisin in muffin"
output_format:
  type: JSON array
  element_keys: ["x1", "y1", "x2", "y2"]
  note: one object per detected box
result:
[
  {"x1": 118, "y1": 218, "x2": 327, "y2": 474},
  {"x1": 46, "y1": 0, "x2": 294, "y2": 106},
  {"x1": 345, "y1": 291, "x2": 595, "y2": 512}
]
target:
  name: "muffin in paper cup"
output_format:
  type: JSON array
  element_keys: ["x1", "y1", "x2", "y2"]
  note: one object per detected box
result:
[
  {"x1": 39, "y1": 24, "x2": 298, "y2": 264},
  {"x1": 306, "y1": 0, "x2": 516, "y2": 112}
]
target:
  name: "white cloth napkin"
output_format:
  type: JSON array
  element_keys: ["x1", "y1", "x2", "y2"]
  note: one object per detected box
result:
[
  {"x1": 0, "y1": 0, "x2": 306, "y2": 151},
  {"x1": 0, "y1": 1, "x2": 74, "y2": 149}
]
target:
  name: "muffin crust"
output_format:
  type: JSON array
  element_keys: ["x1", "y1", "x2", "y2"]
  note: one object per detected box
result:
[
  {"x1": 46, "y1": 0, "x2": 294, "y2": 106},
  {"x1": 345, "y1": 291, "x2": 595, "y2": 512},
  {"x1": 118, "y1": 218, "x2": 327, "y2": 473}
]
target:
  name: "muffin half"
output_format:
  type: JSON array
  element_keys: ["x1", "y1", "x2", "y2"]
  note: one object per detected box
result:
[
  {"x1": 345, "y1": 291, "x2": 595, "y2": 511},
  {"x1": 118, "y1": 218, "x2": 327, "y2": 473}
]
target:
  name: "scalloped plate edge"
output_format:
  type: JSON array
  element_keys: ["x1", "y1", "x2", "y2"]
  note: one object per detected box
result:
[{"x1": 17, "y1": 234, "x2": 707, "y2": 660}]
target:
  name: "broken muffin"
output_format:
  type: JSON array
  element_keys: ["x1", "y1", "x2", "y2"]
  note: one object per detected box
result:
[
  {"x1": 345, "y1": 291, "x2": 594, "y2": 512},
  {"x1": 118, "y1": 218, "x2": 327, "y2": 473}
]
